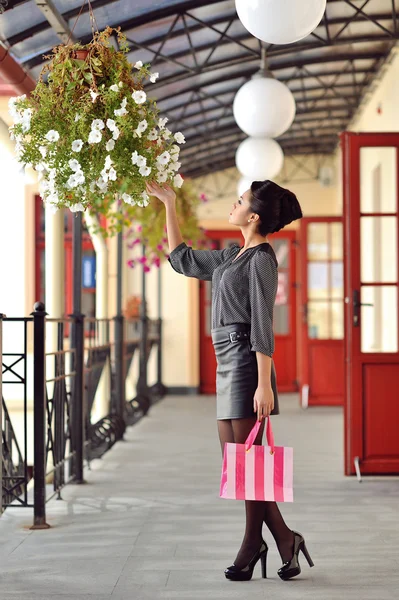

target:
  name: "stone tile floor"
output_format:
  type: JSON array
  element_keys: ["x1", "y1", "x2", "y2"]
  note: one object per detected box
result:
[{"x1": 1, "y1": 394, "x2": 398, "y2": 600}]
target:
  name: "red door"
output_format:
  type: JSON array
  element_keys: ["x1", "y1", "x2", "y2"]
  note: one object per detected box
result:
[
  {"x1": 200, "y1": 231, "x2": 241, "y2": 394},
  {"x1": 342, "y1": 132, "x2": 399, "y2": 476},
  {"x1": 200, "y1": 230, "x2": 298, "y2": 394},
  {"x1": 298, "y1": 217, "x2": 345, "y2": 406}
]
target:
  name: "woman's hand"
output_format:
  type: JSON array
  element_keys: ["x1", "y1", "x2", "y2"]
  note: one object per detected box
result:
[
  {"x1": 146, "y1": 181, "x2": 176, "y2": 206},
  {"x1": 253, "y1": 385, "x2": 274, "y2": 422}
]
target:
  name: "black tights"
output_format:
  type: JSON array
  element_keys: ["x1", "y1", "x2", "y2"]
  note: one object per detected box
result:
[{"x1": 218, "y1": 418, "x2": 294, "y2": 568}]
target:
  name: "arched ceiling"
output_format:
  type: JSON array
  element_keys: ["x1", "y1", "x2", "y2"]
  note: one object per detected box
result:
[{"x1": 1, "y1": 0, "x2": 399, "y2": 178}]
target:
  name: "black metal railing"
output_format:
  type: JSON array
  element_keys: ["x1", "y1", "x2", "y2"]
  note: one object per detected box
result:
[{"x1": 1, "y1": 303, "x2": 165, "y2": 525}]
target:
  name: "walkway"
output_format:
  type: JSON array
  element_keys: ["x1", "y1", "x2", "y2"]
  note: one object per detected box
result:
[{"x1": 0, "y1": 394, "x2": 398, "y2": 600}]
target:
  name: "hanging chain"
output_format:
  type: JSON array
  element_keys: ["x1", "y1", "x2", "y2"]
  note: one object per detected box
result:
[{"x1": 66, "y1": 0, "x2": 99, "y2": 46}]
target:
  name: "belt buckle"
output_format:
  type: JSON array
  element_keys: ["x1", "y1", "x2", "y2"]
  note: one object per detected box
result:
[{"x1": 229, "y1": 332, "x2": 238, "y2": 343}]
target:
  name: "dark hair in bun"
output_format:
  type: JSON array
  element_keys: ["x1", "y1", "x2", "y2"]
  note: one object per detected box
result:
[{"x1": 249, "y1": 180, "x2": 303, "y2": 236}]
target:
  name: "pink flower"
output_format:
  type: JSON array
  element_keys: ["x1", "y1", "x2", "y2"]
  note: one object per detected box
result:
[
  {"x1": 153, "y1": 257, "x2": 161, "y2": 268},
  {"x1": 157, "y1": 244, "x2": 164, "y2": 250},
  {"x1": 188, "y1": 239, "x2": 192, "y2": 246},
  {"x1": 200, "y1": 193, "x2": 208, "y2": 203},
  {"x1": 127, "y1": 259, "x2": 135, "y2": 268},
  {"x1": 144, "y1": 265, "x2": 151, "y2": 273},
  {"x1": 137, "y1": 225, "x2": 142, "y2": 232},
  {"x1": 162, "y1": 237, "x2": 168, "y2": 243},
  {"x1": 138, "y1": 256, "x2": 147, "y2": 264}
]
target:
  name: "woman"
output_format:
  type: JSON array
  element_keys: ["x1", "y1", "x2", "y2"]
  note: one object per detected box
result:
[{"x1": 146, "y1": 179, "x2": 313, "y2": 582}]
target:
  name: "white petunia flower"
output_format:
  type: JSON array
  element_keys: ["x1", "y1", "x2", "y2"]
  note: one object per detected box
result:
[
  {"x1": 104, "y1": 155, "x2": 113, "y2": 169},
  {"x1": 156, "y1": 151, "x2": 170, "y2": 166},
  {"x1": 122, "y1": 193, "x2": 135, "y2": 205},
  {"x1": 158, "y1": 117, "x2": 168, "y2": 129},
  {"x1": 114, "y1": 107, "x2": 127, "y2": 117},
  {"x1": 35, "y1": 163, "x2": 46, "y2": 172},
  {"x1": 134, "y1": 129, "x2": 142, "y2": 139},
  {"x1": 75, "y1": 114, "x2": 81, "y2": 122},
  {"x1": 174, "y1": 132, "x2": 186, "y2": 144},
  {"x1": 163, "y1": 129, "x2": 172, "y2": 140},
  {"x1": 121, "y1": 97, "x2": 128, "y2": 109},
  {"x1": 131, "y1": 151, "x2": 139, "y2": 165},
  {"x1": 88, "y1": 129, "x2": 102, "y2": 144},
  {"x1": 72, "y1": 139, "x2": 83, "y2": 152},
  {"x1": 136, "y1": 155, "x2": 146, "y2": 168},
  {"x1": 156, "y1": 171, "x2": 168, "y2": 183},
  {"x1": 91, "y1": 119, "x2": 105, "y2": 131},
  {"x1": 132, "y1": 90, "x2": 146, "y2": 104},
  {"x1": 119, "y1": 81, "x2": 123, "y2": 88},
  {"x1": 170, "y1": 144, "x2": 180, "y2": 155},
  {"x1": 139, "y1": 165, "x2": 151, "y2": 177},
  {"x1": 46, "y1": 203, "x2": 59, "y2": 215},
  {"x1": 137, "y1": 119, "x2": 148, "y2": 133},
  {"x1": 150, "y1": 72, "x2": 159, "y2": 83},
  {"x1": 74, "y1": 170, "x2": 85, "y2": 185},
  {"x1": 90, "y1": 89, "x2": 99, "y2": 102},
  {"x1": 45, "y1": 130, "x2": 60, "y2": 142},
  {"x1": 140, "y1": 191, "x2": 150, "y2": 207},
  {"x1": 89, "y1": 181, "x2": 96, "y2": 193},
  {"x1": 106, "y1": 118, "x2": 116, "y2": 131},
  {"x1": 112, "y1": 127, "x2": 120, "y2": 140},
  {"x1": 97, "y1": 177, "x2": 108, "y2": 191},
  {"x1": 48, "y1": 169, "x2": 57, "y2": 180},
  {"x1": 169, "y1": 161, "x2": 181, "y2": 172},
  {"x1": 174, "y1": 174, "x2": 184, "y2": 188},
  {"x1": 69, "y1": 159, "x2": 81, "y2": 171},
  {"x1": 134, "y1": 61, "x2": 143, "y2": 69},
  {"x1": 108, "y1": 167, "x2": 117, "y2": 181},
  {"x1": 70, "y1": 203, "x2": 85, "y2": 213},
  {"x1": 106, "y1": 139, "x2": 115, "y2": 151},
  {"x1": 110, "y1": 84, "x2": 119, "y2": 92},
  {"x1": 39, "y1": 146, "x2": 47, "y2": 158},
  {"x1": 67, "y1": 174, "x2": 79, "y2": 188},
  {"x1": 147, "y1": 129, "x2": 158, "y2": 141}
]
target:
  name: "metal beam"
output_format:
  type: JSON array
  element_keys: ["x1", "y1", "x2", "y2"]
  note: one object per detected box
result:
[
  {"x1": 168, "y1": 94, "x2": 360, "y2": 131},
  {"x1": 155, "y1": 64, "x2": 377, "y2": 106},
  {"x1": 34, "y1": 0, "x2": 75, "y2": 44}
]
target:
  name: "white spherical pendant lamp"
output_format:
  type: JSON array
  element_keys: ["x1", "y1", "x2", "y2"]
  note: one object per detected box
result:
[
  {"x1": 236, "y1": 0, "x2": 327, "y2": 45},
  {"x1": 233, "y1": 76, "x2": 296, "y2": 138},
  {"x1": 237, "y1": 176, "x2": 253, "y2": 197},
  {"x1": 236, "y1": 137, "x2": 284, "y2": 180}
]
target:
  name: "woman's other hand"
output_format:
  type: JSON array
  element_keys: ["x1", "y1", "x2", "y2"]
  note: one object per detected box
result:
[{"x1": 253, "y1": 385, "x2": 274, "y2": 422}]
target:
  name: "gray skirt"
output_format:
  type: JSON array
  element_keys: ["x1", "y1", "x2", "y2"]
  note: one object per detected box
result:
[{"x1": 211, "y1": 323, "x2": 279, "y2": 420}]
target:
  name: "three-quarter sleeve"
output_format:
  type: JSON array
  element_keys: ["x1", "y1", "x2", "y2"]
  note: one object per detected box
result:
[
  {"x1": 248, "y1": 251, "x2": 278, "y2": 357},
  {"x1": 168, "y1": 242, "x2": 240, "y2": 281}
]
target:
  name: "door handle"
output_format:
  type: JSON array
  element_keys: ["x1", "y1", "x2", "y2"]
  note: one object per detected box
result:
[
  {"x1": 353, "y1": 289, "x2": 373, "y2": 327},
  {"x1": 302, "y1": 303, "x2": 308, "y2": 324}
]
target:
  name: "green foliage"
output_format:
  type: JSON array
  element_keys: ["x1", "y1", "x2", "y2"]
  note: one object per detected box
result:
[{"x1": 9, "y1": 27, "x2": 185, "y2": 233}]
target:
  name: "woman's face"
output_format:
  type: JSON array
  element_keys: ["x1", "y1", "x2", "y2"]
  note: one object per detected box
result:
[{"x1": 229, "y1": 189, "x2": 254, "y2": 226}]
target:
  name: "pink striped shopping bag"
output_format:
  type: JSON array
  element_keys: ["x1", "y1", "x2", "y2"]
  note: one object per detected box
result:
[{"x1": 220, "y1": 418, "x2": 293, "y2": 502}]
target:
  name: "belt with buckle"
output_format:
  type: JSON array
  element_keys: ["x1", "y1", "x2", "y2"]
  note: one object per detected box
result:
[{"x1": 229, "y1": 331, "x2": 250, "y2": 343}]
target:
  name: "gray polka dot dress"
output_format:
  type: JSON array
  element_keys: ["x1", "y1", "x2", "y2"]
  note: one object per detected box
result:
[{"x1": 168, "y1": 241, "x2": 279, "y2": 419}]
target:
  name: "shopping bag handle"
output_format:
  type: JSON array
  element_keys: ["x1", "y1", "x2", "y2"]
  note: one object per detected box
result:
[{"x1": 245, "y1": 417, "x2": 275, "y2": 454}]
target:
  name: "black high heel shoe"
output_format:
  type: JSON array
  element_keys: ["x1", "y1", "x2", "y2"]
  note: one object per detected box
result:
[
  {"x1": 278, "y1": 530, "x2": 314, "y2": 581},
  {"x1": 224, "y1": 540, "x2": 268, "y2": 581}
]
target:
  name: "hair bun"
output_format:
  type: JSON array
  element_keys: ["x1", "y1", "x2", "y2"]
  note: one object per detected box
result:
[{"x1": 250, "y1": 180, "x2": 303, "y2": 235}]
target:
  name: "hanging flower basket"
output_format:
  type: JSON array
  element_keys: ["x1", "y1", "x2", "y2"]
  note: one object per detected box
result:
[{"x1": 8, "y1": 27, "x2": 186, "y2": 231}]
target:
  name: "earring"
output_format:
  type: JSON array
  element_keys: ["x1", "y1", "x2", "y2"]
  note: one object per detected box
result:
[{"x1": 248, "y1": 219, "x2": 251, "y2": 223}]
